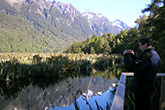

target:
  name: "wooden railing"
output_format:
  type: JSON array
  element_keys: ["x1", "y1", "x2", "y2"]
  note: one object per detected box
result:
[{"x1": 110, "y1": 73, "x2": 165, "y2": 110}]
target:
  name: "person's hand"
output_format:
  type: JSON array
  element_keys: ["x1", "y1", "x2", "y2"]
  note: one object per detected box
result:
[
  {"x1": 123, "y1": 49, "x2": 134, "y2": 55},
  {"x1": 123, "y1": 49, "x2": 129, "y2": 55},
  {"x1": 128, "y1": 49, "x2": 134, "y2": 55}
]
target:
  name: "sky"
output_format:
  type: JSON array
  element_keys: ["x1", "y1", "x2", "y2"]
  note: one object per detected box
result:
[{"x1": 53, "y1": 0, "x2": 151, "y2": 27}]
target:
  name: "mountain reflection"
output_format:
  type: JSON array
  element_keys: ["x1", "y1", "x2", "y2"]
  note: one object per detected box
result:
[
  {"x1": 0, "y1": 70, "x2": 118, "y2": 110},
  {"x1": 51, "y1": 86, "x2": 116, "y2": 110}
]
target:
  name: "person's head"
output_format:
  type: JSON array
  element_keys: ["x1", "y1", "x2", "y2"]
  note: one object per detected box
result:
[{"x1": 139, "y1": 37, "x2": 152, "y2": 52}]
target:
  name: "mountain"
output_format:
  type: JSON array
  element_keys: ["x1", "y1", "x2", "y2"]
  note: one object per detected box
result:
[
  {"x1": 0, "y1": 0, "x2": 94, "y2": 52},
  {"x1": 82, "y1": 11, "x2": 130, "y2": 35},
  {"x1": 51, "y1": 1, "x2": 93, "y2": 37},
  {"x1": 0, "y1": 0, "x2": 130, "y2": 52},
  {"x1": 82, "y1": 11, "x2": 119, "y2": 36},
  {"x1": 52, "y1": 1, "x2": 81, "y2": 18},
  {"x1": 111, "y1": 19, "x2": 130, "y2": 31}
]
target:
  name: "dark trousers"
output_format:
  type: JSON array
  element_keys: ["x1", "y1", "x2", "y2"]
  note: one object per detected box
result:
[{"x1": 133, "y1": 84, "x2": 153, "y2": 110}]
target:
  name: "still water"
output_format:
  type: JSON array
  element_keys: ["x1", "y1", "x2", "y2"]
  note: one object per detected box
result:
[{"x1": 0, "y1": 73, "x2": 118, "y2": 110}]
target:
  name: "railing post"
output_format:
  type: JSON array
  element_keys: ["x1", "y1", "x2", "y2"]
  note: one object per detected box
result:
[
  {"x1": 160, "y1": 76, "x2": 165, "y2": 110},
  {"x1": 110, "y1": 73, "x2": 165, "y2": 110},
  {"x1": 110, "y1": 73, "x2": 133, "y2": 110}
]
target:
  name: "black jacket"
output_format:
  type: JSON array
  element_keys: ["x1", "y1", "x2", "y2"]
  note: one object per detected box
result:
[{"x1": 124, "y1": 48, "x2": 161, "y2": 91}]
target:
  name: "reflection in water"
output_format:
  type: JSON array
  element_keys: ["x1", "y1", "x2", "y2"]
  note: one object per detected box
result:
[
  {"x1": 0, "y1": 71, "x2": 118, "y2": 110},
  {"x1": 50, "y1": 86, "x2": 115, "y2": 110}
]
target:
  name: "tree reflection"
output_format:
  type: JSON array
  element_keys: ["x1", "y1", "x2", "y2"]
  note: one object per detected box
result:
[
  {"x1": 0, "y1": 55, "x2": 125, "y2": 110},
  {"x1": 0, "y1": 70, "x2": 91, "y2": 100},
  {"x1": 0, "y1": 63, "x2": 124, "y2": 100}
]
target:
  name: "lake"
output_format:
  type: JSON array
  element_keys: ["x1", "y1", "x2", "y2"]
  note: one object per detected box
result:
[{"x1": 0, "y1": 71, "x2": 118, "y2": 110}]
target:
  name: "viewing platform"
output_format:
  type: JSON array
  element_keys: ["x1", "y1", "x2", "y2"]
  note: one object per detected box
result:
[{"x1": 110, "y1": 73, "x2": 165, "y2": 110}]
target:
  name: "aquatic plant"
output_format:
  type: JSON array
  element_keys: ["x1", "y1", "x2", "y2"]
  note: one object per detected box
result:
[{"x1": 0, "y1": 53, "x2": 124, "y2": 82}]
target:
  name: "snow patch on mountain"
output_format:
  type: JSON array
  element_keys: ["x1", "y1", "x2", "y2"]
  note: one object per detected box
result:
[
  {"x1": 52, "y1": 1, "x2": 81, "y2": 17},
  {"x1": 111, "y1": 19, "x2": 130, "y2": 30},
  {"x1": 82, "y1": 11, "x2": 130, "y2": 35}
]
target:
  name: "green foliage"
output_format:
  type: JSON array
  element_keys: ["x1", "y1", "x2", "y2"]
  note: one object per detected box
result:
[
  {"x1": 0, "y1": 13, "x2": 65, "y2": 52},
  {"x1": 142, "y1": 2, "x2": 165, "y2": 72},
  {"x1": 0, "y1": 53, "x2": 124, "y2": 81},
  {"x1": 65, "y1": 35, "x2": 115, "y2": 54},
  {"x1": 65, "y1": 1, "x2": 165, "y2": 72},
  {"x1": 93, "y1": 55, "x2": 125, "y2": 80},
  {"x1": 94, "y1": 37, "x2": 104, "y2": 53}
]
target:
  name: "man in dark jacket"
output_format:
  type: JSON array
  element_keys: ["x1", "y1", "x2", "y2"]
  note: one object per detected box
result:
[{"x1": 123, "y1": 37, "x2": 161, "y2": 110}]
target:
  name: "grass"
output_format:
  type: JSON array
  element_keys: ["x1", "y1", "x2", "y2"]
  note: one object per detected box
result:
[{"x1": 0, "y1": 53, "x2": 124, "y2": 82}]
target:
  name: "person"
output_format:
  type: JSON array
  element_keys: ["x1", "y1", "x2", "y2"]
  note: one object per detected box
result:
[{"x1": 123, "y1": 37, "x2": 161, "y2": 110}]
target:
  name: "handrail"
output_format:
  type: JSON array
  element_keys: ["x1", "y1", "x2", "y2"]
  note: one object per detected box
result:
[{"x1": 110, "y1": 73, "x2": 165, "y2": 110}]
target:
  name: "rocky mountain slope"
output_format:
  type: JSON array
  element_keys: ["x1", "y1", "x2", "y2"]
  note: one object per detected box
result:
[
  {"x1": 0, "y1": 0, "x2": 130, "y2": 52},
  {"x1": 82, "y1": 11, "x2": 121, "y2": 36},
  {"x1": 111, "y1": 19, "x2": 130, "y2": 31}
]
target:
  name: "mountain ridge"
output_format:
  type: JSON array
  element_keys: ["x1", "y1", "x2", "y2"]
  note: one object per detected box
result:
[
  {"x1": 111, "y1": 19, "x2": 130, "y2": 31},
  {"x1": 0, "y1": 0, "x2": 130, "y2": 52},
  {"x1": 82, "y1": 11, "x2": 123, "y2": 35}
]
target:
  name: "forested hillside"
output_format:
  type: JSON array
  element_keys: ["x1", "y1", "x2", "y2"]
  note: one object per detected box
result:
[
  {"x1": 0, "y1": 13, "x2": 68, "y2": 52},
  {"x1": 0, "y1": 0, "x2": 126, "y2": 53},
  {"x1": 65, "y1": 0, "x2": 165, "y2": 72},
  {"x1": 0, "y1": 0, "x2": 131, "y2": 53},
  {"x1": 0, "y1": 0, "x2": 94, "y2": 52}
]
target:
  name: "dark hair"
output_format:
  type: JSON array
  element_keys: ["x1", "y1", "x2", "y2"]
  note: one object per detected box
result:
[{"x1": 139, "y1": 37, "x2": 152, "y2": 46}]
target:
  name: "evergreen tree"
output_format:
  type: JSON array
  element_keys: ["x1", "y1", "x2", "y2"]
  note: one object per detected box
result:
[
  {"x1": 90, "y1": 47, "x2": 95, "y2": 54},
  {"x1": 135, "y1": 14, "x2": 148, "y2": 29},
  {"x1": 94, "y1": 37, "x2": 105, "y2": 53},
  {"x1": 103, "y1": 39, "x2": 111, "y2": 54},
  {"x1": 92, "y1": 34, "x2": 98, "y2": 39}
]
